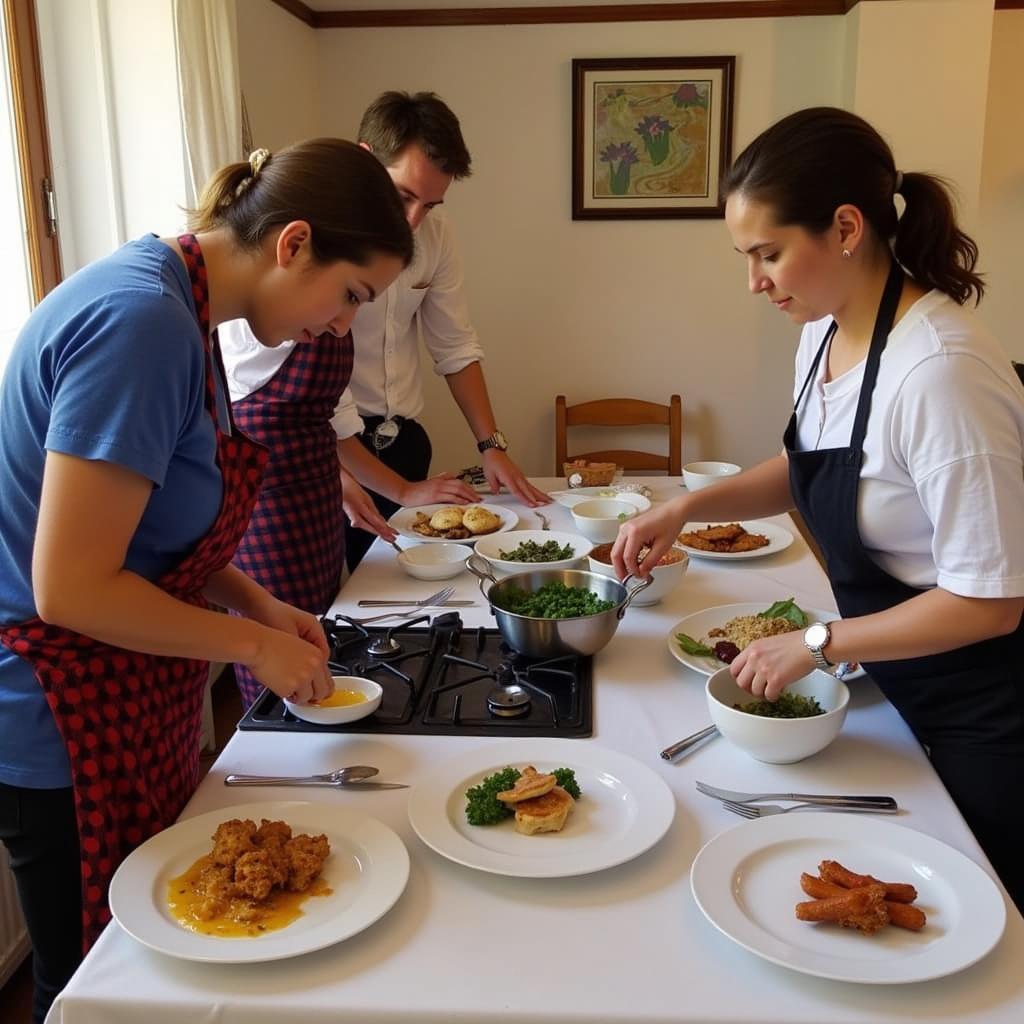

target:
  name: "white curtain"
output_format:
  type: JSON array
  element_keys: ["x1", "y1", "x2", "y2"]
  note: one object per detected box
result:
[{"x1": 172, "y1": 0, "x2": 242, "y2": 207}]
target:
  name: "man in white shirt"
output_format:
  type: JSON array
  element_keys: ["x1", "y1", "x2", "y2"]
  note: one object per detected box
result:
[{"x1": 339, "y1": 91, "x2": 548, "y2": 565}]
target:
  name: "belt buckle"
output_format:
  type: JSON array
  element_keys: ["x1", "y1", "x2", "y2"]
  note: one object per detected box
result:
[{"x1": 372, "y1": 418, "x2": 400, "y2": 451}]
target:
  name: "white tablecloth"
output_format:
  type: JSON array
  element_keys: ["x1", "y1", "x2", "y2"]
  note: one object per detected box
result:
[{"x1": 48, "y1": 479, "x2": 1024, "y2": 1023}]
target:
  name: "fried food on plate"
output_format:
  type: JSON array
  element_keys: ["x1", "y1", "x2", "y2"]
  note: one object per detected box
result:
[
  {"x1": 678, "y1": 523, "x2": 770, "y2": 553},
  {"x1": 411, "y1": 505, "x2": 502, "y2": 539},
  {"x1": 514, "y1": 785, "x2": 575, "y2": 835},
  {"x1": 800, "y1": 873, "x2": 926, "y2": 931},
  {"x1": 429, "y1": 506, "x2": 465, "y2": 532},
  {"x1": 795, "y1": 883, "x2": 890, "y2": 934},
  {"x1": 496, "y1": 765, "x2": 557, "y2": 804},
  {"x1": 819, "y1": 859, "x2": 918, "y2": 903},
  {"x1": 463, "y1": 505, "x2": 502, "y2": 535}
]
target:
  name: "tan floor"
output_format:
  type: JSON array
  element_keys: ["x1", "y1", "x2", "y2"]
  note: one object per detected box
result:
[{"x1": 0, "y1": 670, "x2": 244, "y2": 1024}]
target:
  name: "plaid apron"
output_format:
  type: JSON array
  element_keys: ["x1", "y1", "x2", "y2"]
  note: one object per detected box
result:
[
  {"x1": 0, "y1": 234, "x2": 268, "y2": 951},
  {"x1": 230, "y1": 331, "x2": 354, "y2": 706}
]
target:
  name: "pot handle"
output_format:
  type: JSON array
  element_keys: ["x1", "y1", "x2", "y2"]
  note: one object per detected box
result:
[
  {"x1": 617, "y1": 573, "x2": 654, "y2": 619},
  {"x1": 465, "y1": 553, "x2": 498, "y2": 598}
]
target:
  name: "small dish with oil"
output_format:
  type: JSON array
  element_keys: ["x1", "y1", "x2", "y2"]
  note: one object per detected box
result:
[{"x1": 284, "y1": 675, "x2": 383, "y2": 725}]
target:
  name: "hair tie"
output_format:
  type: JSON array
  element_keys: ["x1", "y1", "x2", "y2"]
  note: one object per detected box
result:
[
  {"x1": 894, "y1": 170, "x2": 904, "y2": 195},
  {"x1": 248, "y1": 148, "x2": 271, "y2": 178}
]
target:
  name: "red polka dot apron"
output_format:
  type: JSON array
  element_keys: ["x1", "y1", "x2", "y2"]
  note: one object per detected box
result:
[
  {"x1": 0, "y1": 234, "x2": 268, "y2": 952},
  {"x1": 230, "y1": 330, "x2": 354, "y2": 707}
]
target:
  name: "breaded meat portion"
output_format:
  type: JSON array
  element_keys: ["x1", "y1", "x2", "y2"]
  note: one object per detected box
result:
[
  {"x1": 284, "y1": 833, "x2": 330, "y2": 892},
  {"x1": 233, "y1": 849, "x2": 276, "y2": 901},
  {"x1": 210, "y1": 818, "x2": 257, "y2": 866},
  {"x1": 496, "y1": 765, "x2": 557, "y2": 804},
  {"x1": 255, "y1": 819, "x2": 292, "y2": 847}
]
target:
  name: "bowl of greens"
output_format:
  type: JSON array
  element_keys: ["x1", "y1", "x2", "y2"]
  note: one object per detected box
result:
[
  {"x1": 466, "y1": 554, "x2": 651, "y2": 658},
  {"x1": 472, "y1": 529, "x2": 593, "y2": 576},
  {"x1": 705, "y1": 667, "x2": 849, "y2": 764}
]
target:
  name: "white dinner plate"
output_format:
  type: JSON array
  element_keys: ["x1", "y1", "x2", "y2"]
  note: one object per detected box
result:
[
  {"x1": 549, "y1": 487, "x2": 652, "y2": 514},
  {"x1": 677, "y1": 520, "x2": 793, "y2": 560},
  {"x1": 690, "y1": 813, "x2": 1006, "y2": 984},
  {"x1": 667, "y1": 602, "x2": 865, "y2": 681},
  {"x1": 109, "y1": 801, "x2": 409, "y2": 963},
  {"x1": 408, "y1": 738, "x2": 675, "y2": 878},
  {"x1": 388, "y1": 502, "x2": 518, "y2": 544}
]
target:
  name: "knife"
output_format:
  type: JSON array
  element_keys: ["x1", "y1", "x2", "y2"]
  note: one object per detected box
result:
[{"x1": 356, "y1": 599, "x2": 476, "y2": 607}]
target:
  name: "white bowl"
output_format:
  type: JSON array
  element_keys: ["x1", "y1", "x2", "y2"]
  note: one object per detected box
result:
[
  {"x1": 705, "y1": 668, "x2": 849, "y2": 764},
  {"x1": 284, "y1": 675, "x2": 383, "y2": 725},
  {"x1": 472, "y1": 529, "x2": 592, "y2": 576},
  {"x1": 396, "y1": 542, "x2": 472, "y2": 580},
  {"x1": 587, "y1": 543, "x2": 689, "y2": 605},
  {"x1": 682, "y1": 461, "x2": 741, "y2": 491},
  {"x1": 569, "y1": 499, "x2": 638, "y2": 543}
]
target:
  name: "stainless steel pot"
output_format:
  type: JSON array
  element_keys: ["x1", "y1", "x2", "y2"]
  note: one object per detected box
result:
[{"x1": 466, "y1": 554, "x2": 652, "y2": 658}]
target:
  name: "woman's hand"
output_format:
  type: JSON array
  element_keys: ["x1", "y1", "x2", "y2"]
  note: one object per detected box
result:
[
  {"x1": 730, "y1": 631, "x2": 814, "y2": 701},
  {"x1": 398, "y1": 472, "x2": 478, "y2": 507},
  {"x1": 342, "y1": 474, "x2": 398, "y2": 541},
  {"x1": 611, "y1": 498, "x2": 687, "y2": 580},
  {"x1": 243, "y1": 594, "x2": 333, "y2": 704}
]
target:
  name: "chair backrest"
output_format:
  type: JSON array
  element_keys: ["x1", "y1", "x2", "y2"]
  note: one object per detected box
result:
[
  {"x1": 555, "y1": 395, "x2": 682, "y2": 476},
  {"x1": 1013, "y1": 361, "x2": 1024, "y2": 387}
]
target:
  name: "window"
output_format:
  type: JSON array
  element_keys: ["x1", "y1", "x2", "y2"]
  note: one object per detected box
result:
[{"x1": 1, "y1": 0, "x2": 60, "y2": 370}]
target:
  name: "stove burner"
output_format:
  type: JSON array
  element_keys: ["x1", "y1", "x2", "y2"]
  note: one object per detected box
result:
[
  {"x1": 367, "y1": 635, "x2": 403, "y2": 658},
  {"x1": 486, "y1": 682, "x2": 531, "y2": 717}
]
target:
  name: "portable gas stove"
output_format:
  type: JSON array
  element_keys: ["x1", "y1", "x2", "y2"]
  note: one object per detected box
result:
[{"x1": 238, "y1": 612, "x2": 593, "y2": 737}]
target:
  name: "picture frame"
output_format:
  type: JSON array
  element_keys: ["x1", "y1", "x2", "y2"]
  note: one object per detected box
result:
[{"x1": 572, "y1": 56, "x2": 736, "y2": 220}]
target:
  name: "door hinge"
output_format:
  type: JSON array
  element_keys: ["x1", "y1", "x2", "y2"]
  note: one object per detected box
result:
[{"x1": 41, "y1": 177, "x2": 58, "y2": 237}]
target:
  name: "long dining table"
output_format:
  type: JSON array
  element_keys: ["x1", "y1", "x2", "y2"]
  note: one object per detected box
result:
[{"x1": 46, "y1": 478, "x2": 1024, "y2": 1023}]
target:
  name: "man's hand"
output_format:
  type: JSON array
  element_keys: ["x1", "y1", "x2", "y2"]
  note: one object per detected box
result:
[
  {"x1": 398, "y1": 472, "x2": 478, "y2": 507},
  {"x1": 342, "y1": 473, "x2": 398, "y2": 540},
  {"x1": 481, "y1": 449, "x2": 550, "y2": 507}
]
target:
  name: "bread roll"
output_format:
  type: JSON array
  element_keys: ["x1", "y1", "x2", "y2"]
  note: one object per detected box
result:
[{"x1": 429, "y1": 507, "x2": 465, "y2": 531}]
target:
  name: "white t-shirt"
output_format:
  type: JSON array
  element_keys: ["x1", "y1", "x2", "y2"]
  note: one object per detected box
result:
[
  {"x1": 218, "y1": 211, "x2": 484, "y2": 440},
  {"x1": 793, "y1": 291, "x2": 1024, "y2": 598}
]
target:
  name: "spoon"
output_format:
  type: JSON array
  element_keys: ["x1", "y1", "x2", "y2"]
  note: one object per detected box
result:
[{"x1": 223, "y1": 765, "x2": 380, "y2": 788}]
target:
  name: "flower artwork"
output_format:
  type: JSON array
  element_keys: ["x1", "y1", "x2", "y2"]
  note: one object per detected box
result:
[{"x1": 573, "y1": 58, "x2": 735, "y2": 219}]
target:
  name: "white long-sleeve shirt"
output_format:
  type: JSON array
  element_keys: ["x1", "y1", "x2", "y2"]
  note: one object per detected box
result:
[{"x1": 218, "y1": 211, "x2": 484, "y2": 440}]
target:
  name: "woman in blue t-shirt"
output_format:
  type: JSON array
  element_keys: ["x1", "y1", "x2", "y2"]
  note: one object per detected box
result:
[{"x1": 0, "y1": 138, "x2": 412, "y2": 1023}]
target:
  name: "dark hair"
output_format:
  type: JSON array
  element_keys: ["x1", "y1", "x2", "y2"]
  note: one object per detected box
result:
[
  {"x1": 188, "y1": 137, "x2": 414, "y2": 268},
  {"x1": 723, "y1": 107, "x2": 983, "y2": 305},
  {"x1": 358, "y1": 91, "x2": 472, "y2": 179}
]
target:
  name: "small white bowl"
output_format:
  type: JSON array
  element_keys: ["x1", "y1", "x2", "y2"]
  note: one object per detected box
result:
[
  {"x1": 588, "y1": 543, "x2": 689, "y2": 605},
  {"x1": 396, "y1": 542, "x2": 472, "y2": 580},
  {"x1": 682, "y1": 461, "x2": 741, "y2": 491},
  {"x1": 570, "y1": 499, "x2": 637, "y2": 543},
  {"x1": 706, "y1": 668, "x2": 849, "y2": 764},
  {"x1": 284, "y1": 675, "x2": 383, "y2": 725},
  {"x1": 473, "y1": 529, "x2": 592, "y2": 576}
]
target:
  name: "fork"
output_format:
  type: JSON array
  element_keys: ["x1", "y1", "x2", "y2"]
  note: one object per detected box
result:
[
  {"x1": 720, "y1": 798, "x2": 897, "y2": 819},
  {"x1": 695, "y1": 780, "x2": 897, "y2": 809},
  {"x1": 339, "y1": 586, "x2": 455, "y2": 625},
  {"x1": 534, "y1": 509, "x2": 550, "y2": 530}
]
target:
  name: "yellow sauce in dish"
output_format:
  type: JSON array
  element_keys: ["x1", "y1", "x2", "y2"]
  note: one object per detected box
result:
[
  {"x1": 167, "y1": 854, "x2": 332, "y2": 938},
  {"x1": 312, "y1": 689, "x2": 367, "y2": 708}
]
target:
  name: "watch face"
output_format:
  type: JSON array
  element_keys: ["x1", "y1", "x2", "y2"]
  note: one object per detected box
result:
[
  {"x1": 494, "y1": 431, "x2": 508, "y2": 449},
  {"x1": 804, "y1": 622, "x2": 829, "y2": 648}
]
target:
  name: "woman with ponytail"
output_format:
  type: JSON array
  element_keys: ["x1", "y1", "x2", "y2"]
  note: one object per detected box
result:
[
  {"x1": 0, "y1": 138, "x2": 412, "y2": 1022},
  {"x1": 614, "y1": 107, "x2": 1024, "y2": 906}
]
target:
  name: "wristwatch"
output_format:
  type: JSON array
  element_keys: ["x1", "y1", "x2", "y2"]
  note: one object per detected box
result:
[
  {"x1": 803, "y1": 621, "x2": 834, "y2": 671},
  {"x1": 477, "y1": 430, "x2": 509, "y2": 454}
]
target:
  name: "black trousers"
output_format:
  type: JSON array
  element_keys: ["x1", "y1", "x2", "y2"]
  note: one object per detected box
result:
[
  {"x1": 345, "y1": 418, "x2": 432, "y2": 570},
  {"x1": 0, "y1": 782, "x2": 82, "y2": 1024}
]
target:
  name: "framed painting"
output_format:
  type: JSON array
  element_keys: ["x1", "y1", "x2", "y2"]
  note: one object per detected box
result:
[{"x1": 572, "y1": 56, "x2": 736, "y2": 220}]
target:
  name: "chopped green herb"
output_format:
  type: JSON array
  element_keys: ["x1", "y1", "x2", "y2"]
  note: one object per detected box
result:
[
  {"x1": 498, "y1": 581, "x2": 616, "y2": 619},
  {"x1": 498, "y1": 539, "x2": 574, "y2": 562},
  {"x1": 733, "y1": 693, "x2": 826, "y2": 718}
]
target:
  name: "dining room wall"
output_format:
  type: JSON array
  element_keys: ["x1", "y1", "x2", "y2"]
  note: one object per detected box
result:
[{"x1": 236, "y1": 2, "x2": 1007, "y2": 479}]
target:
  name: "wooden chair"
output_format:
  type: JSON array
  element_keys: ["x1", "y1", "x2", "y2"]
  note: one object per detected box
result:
[{"x1": 555, "y1": 395, "x2": 682, "y2": 476}]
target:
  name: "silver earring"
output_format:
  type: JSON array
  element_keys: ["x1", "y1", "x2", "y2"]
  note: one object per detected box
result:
[{"x1": 842, "y1": 248, "x2": 852, "y2": 259}]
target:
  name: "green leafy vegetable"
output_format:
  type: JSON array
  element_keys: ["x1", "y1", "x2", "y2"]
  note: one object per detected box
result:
[
  {"x1": 551, "y1": 768, "x2": 581, "y2": 800},
  {"x1": 676, "y1": 632, "x2": 716, "y2": 658},
  {"x1": 465, "y1": 766, "x2": 582, "y2": 825},
  {"x1": 734, "y1": 693, "x2": 825, "y2": 718},
  {"x1": 758, "y1": 598, "x2": 808, "y2": 628},
  {"x1": 499, "y1": 581, "x2": 616, "y2": 619},
  {"x1": 498, "y1": 539, "x2": 574, "y2": 562}
]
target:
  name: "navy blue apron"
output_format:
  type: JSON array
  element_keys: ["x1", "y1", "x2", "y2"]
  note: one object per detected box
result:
[{"x1": 785, "y1": 261, "x2": 1024, "y2": 909}]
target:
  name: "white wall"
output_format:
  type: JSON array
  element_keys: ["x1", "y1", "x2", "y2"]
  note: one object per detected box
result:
[
  {"x1": 311, "y1": 17, "x2": 846, "y2": 477},
  {"x1": 978, "y1": 9, "x2": 1024, "y2": 361},
  {"x1": 235, "y1": 0, "x2": 319, "y2": 149}
]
